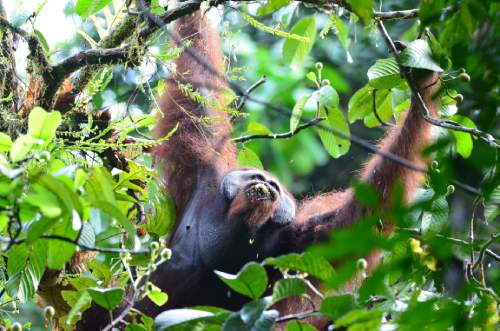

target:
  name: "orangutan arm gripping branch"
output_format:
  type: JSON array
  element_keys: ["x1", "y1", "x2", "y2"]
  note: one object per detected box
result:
[
  {"x1": 265, "y1": 71, "x2": 441, "y2": 254},
  {"x1": 153, "y1": 11, "x2": 237, "y2": 214}
]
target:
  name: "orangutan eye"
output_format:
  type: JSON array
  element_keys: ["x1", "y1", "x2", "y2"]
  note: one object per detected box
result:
[{"x1": 269, "y1": 181, "x2": 280, "y2": 193}]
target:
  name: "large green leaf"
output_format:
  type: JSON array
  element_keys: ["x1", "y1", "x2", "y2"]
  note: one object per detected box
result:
[
  {"x1": 0, "y1": 132, "x2": 12, "y2": 152},
  {"x1": 290, "y1": 96, "x2": 309, "y2": 132},
  {"x1": 367, "y1": 58, "x2": 404, "y2": 89},
  {"x1": 238, "y1": 147, "x2": 264, "y2": 169},
  {"x1": 27, "y1": 107, "x2": 62, "y2": 144},
  {"x1": 6, "y1": 242, "x2": 47, "y2": 301},
  {"x1": 270, "y1": 278, "x2": 306, "y2": 305},
  {"x1": 47, "y1": 218, "x2": 78, "y2": 269},
  {"x1": 316, "y1": 104, "x2": 350, "y2": 158},
  {"x1": 320, "y1": 294, "x2": 357, "y2": 320},
  {"x1": 449, "y1": 115, "x2": 477, "y2": 158},
  {"x1": 215, "y1": 262, "x2": 268, "y2": 299},
  {"x1": 283, "y1": 16, "x2": 317, "y2": 70},
  {"x1": 264, "y1": 252, "x2": 335, "y2": 281},
  {"x1": 345, "y1": 0, "x2": 373, "y2": 25},
  {"x1": 363, "y1": 90, "x2": 393, "y2": 128},
  {"x1": 400, "y1": 39, "x2": 443, "y2": 72},
  {"x1": 257, "y1": 0, "x2": 291, "y2": 16},
  {"x1": 25, "y1": 184, "x2": 62, "y2": 218},
  {"x1": 10, "y1": 135, "x2": 39, "y2": 162},
  {"x1": 348, "y1": 85, "x2": 372, "y2": 123},
  {"x1": 75, "y1": 0, "x2": 112, "y2": 18},
  {"x1": 87, "y1": 287, "x2": 125, "y2": 310}
]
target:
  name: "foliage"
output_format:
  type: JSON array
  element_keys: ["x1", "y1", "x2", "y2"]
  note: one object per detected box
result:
[{"x1": 0, "y1": 0, "x2": 498, "y2": 330}]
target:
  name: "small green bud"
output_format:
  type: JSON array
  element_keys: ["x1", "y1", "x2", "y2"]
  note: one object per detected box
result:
[
  {"x1": 44, "y1": 306, "x2": 56, "y2": 320},
  {"x1": 321, "y1": 79, "x2": 330, "y2": 86},
  {"x1": 11, "y1": 323, "x2": 22, "y2": 331},
  {"x1": 150, "y1": 241, "x2": 160, "y2": 252},
  {"x1": 453, "y1": 94, "x2": 464, "y2": 103},
  {"x1": 315, "y1": 62, "x2": 323, "y2": 70},
  {"x1": 446, "y1": 185, "x2": 455, "y2": 195},
  {"x1": 431, "y1": 160, "x2": 439, "y2": 170},
  {"x1": 459, "y1": 73, "x2": 470, "y2": 82},
  {"x1": 356, "y1": 258, "x2": 368, "y2": 271},
  {"x1": 160, "y1": 248, "x2": 172, "y2": 260}
]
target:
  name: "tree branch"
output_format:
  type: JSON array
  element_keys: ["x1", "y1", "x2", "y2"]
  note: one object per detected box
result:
[
  {"x1": 375, "y1": 20, "x2": 498, "y2": 148},
  {"x1": 0, "y1": 3, "x2": 18, "y2": 112},
  {"x1": 233, "y1": 117, "x2": 323, "y2": 143},
  {"x1": 373, "y1": 9, "x2": 418, "y2": 20},
  {"x1": 0, "y1": 235, "x2": 149, "y2": 255}
]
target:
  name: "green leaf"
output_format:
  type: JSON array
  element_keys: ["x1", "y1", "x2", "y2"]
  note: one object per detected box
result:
[
  {"x1": 353, "y1": 182, "x2": 380, "y2": 208},
  {"x1": 316, "y1": 85, "x2": 340, "y2": 110},
  {"x1": 87, "y1": 287, "x2": 124, "y2": 310},
  {"x1": 421, "y1": 195, "x2": 449, "y2": 234},
  {"x1": 320, "y1": 295, "x2": 357, "y2": 320},
  {"x1": 47, "y1": 218, "x2": 78, "y2": 269},
  {"x1": 363, "y1": 90, "x2": 393, "y2": 128},
  {"x1": 348, "y1": 86, "x2": 372, "y2": 123},
  {"x1": 86, "y1": 167, "x2": 117, "y2": 205},
  {"x1": 25, "y1": 184, "x2": 62, "y2": 218},
  {"x1": 147, "y1": 283, "x2": 169, "y2": 306},
  {"x1": 400, "y1": 39, "x2": 443, "y2": 72},
  {"x1": 484, "y1": 185, "x2": 500, "y2": 223},
  {"x1": 247, "y1": 122, "x2": 272, "y2": 135},
  {"x1": 345, "y1": 0, "x2": 373, "y2": 25},
  {"x1": 154, "y1": 309, "x2": 229, "y2": 331},
  {"x1": 367, "y1": 58, "x2": 404, "y2": 89},
  {"x1": 10, "y1": 135, "x2": 39, "y2": 162},
  {"x1": 240, "y1": 297, "x2": 271, "y2": 325},
  {"x1": 146, "y1": 185, "x2": 176, "y2": 237},
  {"x1": 62, "y1": 291, "x2": 92, "y2": 327},
  {"x1": 271, "y1": 278, "x2": 306, "y2": 305},
  {"x1": 290, "y1": 96, "x2": 309, "y2": 132},
  {"x1": 215, "y1": 262, "x2": 268, "y2": 299},
  {"x1": 257, "y1": 0, "x2": 290, "y2": 16},
  {"x1": 27, "y1": 107, "x2": 62, "y2": 144},
  {"x1": 238, "y1": 147, "x2": 264, "y2": 170},
  {"x1": 264, "y1": 252, "x2": 335, "y2": 281},
  {"x1": 448, "y1": 115, "x2": 476, "y2": 158},
  {"x1": 34, "y1": 29, "x2": 49, "y2": 53},
  {"x1": 0, "y1": 132, "x2": 12, "y2": 152},
  {"x1": 283, "y1": 16, "x2": 317, "y2": 70},
  {"x1": 335, "y1": 309, "x2": 383, "y2": 329},
  {"x1": 75, "y1": 0, "x2": 112, "y2": 18},
  {"x1": 316, "y1": 106, "x2": 350, "y2": 158},
  {"x1": 286, "y1": 321, "x2": 318, "y2": 331},
  {"x1": 6, "y1": 242, "x2": 47, "y2": 301}
]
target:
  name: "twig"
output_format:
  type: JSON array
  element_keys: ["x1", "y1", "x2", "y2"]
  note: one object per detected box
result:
[
  {"x1": 234, "y1": 117, "x2": 323, "y2": 143},
  {"x1": 471, "y1": 233, "x2": 499, "y2": 271},
  {"x1": 236, "y1": 75, "x2": 267, "y2": 111},
  {"x1": 372, "y1": 89, "x2": 392, "y2": 127},
  {"x1": 0, "y1": 235, "x2": 149, "y2": 255},
  {"x1": 375, "y1": 20, "x2": 498, "y2": 148},
  {"x1": 275, "y1": 309, "x2": 320, "y2": 323}
]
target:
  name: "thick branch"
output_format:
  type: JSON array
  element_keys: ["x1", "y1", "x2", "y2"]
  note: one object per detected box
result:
[
  {"x1": 0, "y1": 3, "x2": 18, "y2": 112},
  {"x1": 39, "y1": 46, "x2": 139, "y2": 110}
]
